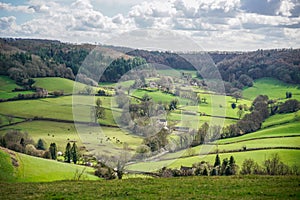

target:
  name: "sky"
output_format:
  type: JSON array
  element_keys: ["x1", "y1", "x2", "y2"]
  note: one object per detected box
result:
[{"x1": 0, "y1": 0, "x2": 299, "y2": 51}]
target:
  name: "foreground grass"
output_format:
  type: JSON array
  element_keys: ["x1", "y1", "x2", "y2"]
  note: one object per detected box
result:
[{"x1": 0, "y1": 176, "x2": 299, "y2": 199}]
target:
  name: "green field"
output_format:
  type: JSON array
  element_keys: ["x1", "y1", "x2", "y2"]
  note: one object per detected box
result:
[
  {"x1": 0, "y1": 149, "x2": 16, "y2": 182},
  {"x1": 243, "y1": 78, "x2": 300, "y2": 101},
  {"x1": 262, "y1": 111, "x2": 300, "y2": 128},
  {"x1": 0, "y1": 148, "x2": 99, "y2": 182},
  {"x1": 0, "y1": 76, "x2": 34, "y2": 99},
  {"x1": 1, "y1": 176, "x2": 299, "y2": 199},
  {"x1": 0, "y1": 95, "x2": 114, "y2": 122},
  {"x1": 0, "y1": 121, "x2": 82, "y2": 151},
  {"x1": 34, "y1": 77, "x2": 87, "y2": 94},
  {"x1": 132, "y1": 89, "x2": 192, "y2": 105},
  {"x1": 217, "y1": 122, "x2": 300, "y2": 144},
  {"x1": 127, "y1": 149, "x2": 300, "y2": 172}
]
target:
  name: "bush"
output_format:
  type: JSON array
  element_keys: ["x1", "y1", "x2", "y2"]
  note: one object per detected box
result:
[{"x1": 95, "y1": 165, "x2": 116, "y2": 180}]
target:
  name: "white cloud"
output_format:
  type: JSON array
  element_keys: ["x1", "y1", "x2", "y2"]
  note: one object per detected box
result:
[
  {"x1": 276, "y1": 0, "x2": 295, "y2": 17},
  {"x1": 0, "y1": 16, "x2": 17, "y2": 32},
  {"x1": 0, "y1": 0, "x2": 299, "y2": 50},
  {"x1": 0, "y1": 2, "x2": 35, "y2": 13}
]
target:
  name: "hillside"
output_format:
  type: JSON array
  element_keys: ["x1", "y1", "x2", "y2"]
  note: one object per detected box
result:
[
  {"x1": 0, "y1": 147, "x2": 99, "y2": 182},
  {"x1": 243, "y1": 78, "x2": 300, "y2": 101}
]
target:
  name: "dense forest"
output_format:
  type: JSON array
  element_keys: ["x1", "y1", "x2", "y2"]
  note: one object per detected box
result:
[{"x1": 1, "y1": 38, "x2": 299, "y2": 88}]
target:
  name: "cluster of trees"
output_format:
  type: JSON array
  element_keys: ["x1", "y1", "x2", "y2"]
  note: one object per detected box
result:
[
  {"x1": 127, "y1": 49, "x2": 194, "y2": 70},
  {"x1": 0, "y1": 51, "x2": 75, "y2": 84},
  {"x1": 191, "y1": 123, "x2": 221, "y2": 147},
  {"x1": 143, "y1": 128, "x2": 169, "y2": 152},
  {"x1": 241, "y1": 154, "x2": 299, "y2": 175},
  {"x1": 1, "y1": 38, "x2": 91, "y2": 76},
  {"x1": 223, "y1": 95, "x2": 300, "y2": 139},
  {"x1": 64, "y1": 142, "x2": 79, "y2": 164},
  {"x1": 158, "y1": 155, "x2": 238, "y2": 177},
  {"x1": 0, "y1": 130, "x2": 81, "y2": 164},
  {"x1": 222, "y1": 95, "x2": 269, "y2": 138},
  {"x1": 216, "y1": 49, "x2": 300, "y2": 94},
  {"x1": 100, "y1": 57, "x2": 147, "y2": 82}
]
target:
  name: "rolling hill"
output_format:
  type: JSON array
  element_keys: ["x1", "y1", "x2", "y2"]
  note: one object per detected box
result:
[{"x1": 0, "y1": 147, "x2": 99, "y2": 182}]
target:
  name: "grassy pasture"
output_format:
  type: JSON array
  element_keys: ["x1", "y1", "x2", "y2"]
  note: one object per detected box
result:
[
  {"x1": 0, "y1": 121, "x2": 81, "y2": 151},
  {"x1": 217, "y1": 122, "x2": 300, "y2": 144},
  {"x1": 1, "y1": 176, "x2": 299, "y2": 199},
  {"x1": 132, "y1": 89, "x2": 192, "y2": 105},
  {"x1": 0, "y1": 149, "x2": 16, "y2": 182},
  {"x1": 126, "y1": 149, "x2": 300, "y2": 172},
  {"x1": 0, "y1": 95, "x2": 116, "y2": 123},
  {"x1": 161, "y1": 137, "x2": 300, "y2": 161},
  {"x1": 243, "y1": 78, "x2": 300, "y2": 101},
  {"x1": 181, "y1": 93, "x2": 251, "y2": 119},
  {"x1": 262, "y1": 111, "x2": 300, "y2": 128},
  {"x1": 168, "y1": 112, "x2": 236, "y2": 129},
  {"x1": 33, "y1": 77, "x2": 86, "y2": 94},
  {"x1": 0, "y1": 121, "x2": 142, "y2": 152},
  {"x1": 0, "y1": 76, "x2": 34, "y2": 99},
  {"x1": 0, "y1": 149, "x2": 99, "y2": 182}
]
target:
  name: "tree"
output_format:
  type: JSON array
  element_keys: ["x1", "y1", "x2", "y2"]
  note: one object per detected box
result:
[
  {"x1": 169, "y1": 98, "x2": 179, "y2": 111},
  {"x1": 0, "y1": 136, "x2": 7, "y2": 148},
  {"x1": 241, "y1": 158, "x2": 255, "y2": 175},
  {"x1": 228, "y1": 156, "x2": 238, "y2": 175},
  {"x1": 220, "y1": 158, "x2": 229, "y2": 175},
  {"x1": 49, "y1": 143, "x2": 57, "y2": 160},
  {"x1": 286, "y1": 92, "x2": 292, "y2": 99},
  {"x1": 36, "y1": 138, "x2": 46, "y2": 150},
  {"x1": 71, "y1": 142, "x2": 79, "y2": 164},
  {"x1": 91, "y1": 98, "x2": 105, "y2": 123},
  {"x1": 232, "y1": 91, "x2": 242, "y2": 103},
  {"x1": 95, "y1": 98, "x2": 105, "y2": 119},
  {"x1": 64, "y1": 142, "x2": 71, "y2": 163},
  {"x1": 237, "y1": 109, "x2": 244, "y2": 119},
  {"x1": 278, "y1": 99, "x2": 300, "y2": 113},
  {"x1": 214, "y1": 154, "x2": 221, "y2": 167},
  {"x1": 116, "y1": 92, "x2": 129, "y2": 108},
  {"x1": 231, "y1": 103, "x2": 236, "y2": 109},
  {"x1": 20, "y1": 138, "x2": 25, "y2": 148}
]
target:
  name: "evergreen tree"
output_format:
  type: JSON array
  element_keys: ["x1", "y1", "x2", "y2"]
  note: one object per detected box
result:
[
  {"x1": 71, "y1": 142, "x2": 79, "y2": 164},
  {"x1": 20, "y1": 138, "x2": 25, "y2": 147},
  {"x1": 229, "y1": 156, "x2": 238, "y2": 175},
  {"x1": 221, "y1": 158, "x2": 229, "y2": 175},
  {"x1": 36, "y1": 138, "x2": 46, "y2": 150},
  {"x1": 49, "y1": 143, "x2": 57, "y2": 160},
  {"x1": 214, "y1": 154, "x2": 221, "y2": 167},
  {"x1": 64, "y1": 142, "x2": 71, "y2": 163},
  {"x1": 0, "y1": 137, "x2": 6, "y2": 148}
]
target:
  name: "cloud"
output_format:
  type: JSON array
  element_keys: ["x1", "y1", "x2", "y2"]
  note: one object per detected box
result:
[
  {"x1": 0, "y1": 2, "x2": 35, "y2": 13},
  {"x1": 0, "y1": 16, "x2": 17, "y2": 31},
  {"x1": 0, "y1": 0, "x2": 299, "y2": 50}
]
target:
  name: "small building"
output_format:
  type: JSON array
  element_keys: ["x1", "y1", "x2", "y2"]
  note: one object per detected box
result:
[
  {"x1": 149, "y1": 81, "x2": 158, "y2": 88},
  {"x1": 157, "y1": 119, "x2": 167, "y2": 127}
]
